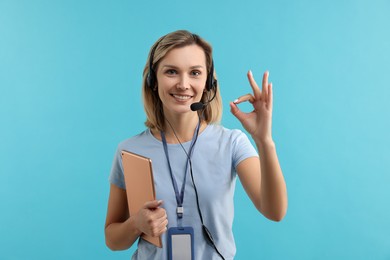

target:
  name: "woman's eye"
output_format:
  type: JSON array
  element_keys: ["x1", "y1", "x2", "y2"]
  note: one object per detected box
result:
[
  {"x1": 191, "y1": 70, "x2": 201, "y2": 76},
  {"x1": 166, "y1": 69, "x2": 177, "y2": 75}
]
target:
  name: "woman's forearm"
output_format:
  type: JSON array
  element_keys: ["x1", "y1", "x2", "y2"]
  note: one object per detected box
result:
[
  {"x1": 105, "y1": 216, "x2": 141, "y2": 251},
  {"x1": 256, "y1": 138, "x2": 288, "y2": 221}
]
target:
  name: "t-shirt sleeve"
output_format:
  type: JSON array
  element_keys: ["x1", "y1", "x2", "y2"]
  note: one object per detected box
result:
[
  {"x1": 232, "y1": 130, "x2": 258, "y2": 169},
  {"x1": 108, "y1": 146, "x2": 126, "y2": 190}
]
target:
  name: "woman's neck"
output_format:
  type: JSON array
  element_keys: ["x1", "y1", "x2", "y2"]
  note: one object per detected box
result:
[
  {"x1": 163, "y1": 114, "x2": 201, "y2": 144},
  {"x1": 150, "y1": 111, "x2": 204, "y2": 144}
]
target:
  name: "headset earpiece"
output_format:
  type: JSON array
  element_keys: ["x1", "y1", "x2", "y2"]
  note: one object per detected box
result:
[
  {"x1": 147, "y1": 37, "x2": 163, "y2": 90},
  {"x1": 147, "y1": 67, "x2": 156, "y2": 89},
  {"x1": 206, "y1": 61, "x2": 217, "y2": 92},
  {"x1": 147, "y1": 45, "x2": 157, "y2": 89}
]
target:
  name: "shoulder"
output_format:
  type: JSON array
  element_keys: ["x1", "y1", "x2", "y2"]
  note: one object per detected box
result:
[
  {"x1": 115, "y1": 129, "x2": 163, "y2": 160},
  {"x1": 117, "y1": 129, "x2": 156, "y2": 151}
]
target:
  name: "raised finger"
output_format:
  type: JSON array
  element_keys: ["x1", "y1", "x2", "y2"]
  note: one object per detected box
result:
[
  {"x1": 268, "y1": 82, "x2": 273, "y2": 109},
  {"x1": 247, "y1": 70, "x2": 262, "y2": 100},
  {"x1": 262, "y1": 71, "x2": 269, "y2": 102}
]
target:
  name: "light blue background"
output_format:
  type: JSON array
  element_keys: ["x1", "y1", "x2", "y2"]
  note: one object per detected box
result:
[{"x1": 1, "y1": 1, "x2": 389, "y2": 259}]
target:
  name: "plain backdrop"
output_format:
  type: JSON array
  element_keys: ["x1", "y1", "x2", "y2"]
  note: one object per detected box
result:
[{"x1": 1, "y1": 0, "x2": 389, "y2": 259}]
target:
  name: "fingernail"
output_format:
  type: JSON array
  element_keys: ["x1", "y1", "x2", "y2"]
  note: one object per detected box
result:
[{"x1": 233, "y1": 99, "x2": 239, "y2": 104}]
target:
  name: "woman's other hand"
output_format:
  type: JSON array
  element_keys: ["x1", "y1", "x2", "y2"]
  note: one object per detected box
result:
[{"x1": 134, "y1": 200, "x2": 168, "y2": 237}]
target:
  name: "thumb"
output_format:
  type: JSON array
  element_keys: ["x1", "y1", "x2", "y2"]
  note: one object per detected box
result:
[
  {"x1": 144, "y1": 200, "x2": 163, "y2": 210},
  {"x1": 230, "y1": 102, "x2": 246, "y2": 123}
]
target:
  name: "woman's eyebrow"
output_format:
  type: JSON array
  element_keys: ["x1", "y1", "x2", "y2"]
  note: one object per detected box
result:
[
  {"x1": 161, "y1": 65, "x2": 178, "y2": 69},
  {"x1": 189, "y1": 65, "x2": 205, "y2": 69},
  {"x1": 161, "y1": 64, "x2": 205, "y2": 69}
]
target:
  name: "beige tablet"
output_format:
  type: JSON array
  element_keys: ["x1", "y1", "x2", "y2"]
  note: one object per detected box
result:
[{"x1": 121, "y1": 150, "x2": 162, "y2": 248}]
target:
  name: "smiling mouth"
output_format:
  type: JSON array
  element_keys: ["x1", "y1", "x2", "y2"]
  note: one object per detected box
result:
[{"x1": 171, "y1": 94, "x2": 193, "y2": 101}]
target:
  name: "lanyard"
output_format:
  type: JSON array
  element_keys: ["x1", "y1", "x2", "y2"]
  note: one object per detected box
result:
[{"x1": 160, "y1": 121, "x2": 200, "y2": 219}]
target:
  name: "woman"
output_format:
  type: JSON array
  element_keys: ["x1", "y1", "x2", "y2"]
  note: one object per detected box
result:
[{"x1": 105, "y1": 30, "x2": 287, "y2": 259}]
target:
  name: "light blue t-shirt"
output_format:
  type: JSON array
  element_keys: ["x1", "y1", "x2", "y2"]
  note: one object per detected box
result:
[{"x1": 109, "y1": 124, "x2": 258, "y2": 260}]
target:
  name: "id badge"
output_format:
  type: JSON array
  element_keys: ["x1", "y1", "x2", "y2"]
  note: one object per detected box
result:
[{"x1": 167, "y1": 226, "x2": 194, "y2": 260}]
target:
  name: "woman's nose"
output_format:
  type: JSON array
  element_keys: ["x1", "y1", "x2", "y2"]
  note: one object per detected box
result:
[{"x1": 176, "y1": 75, "x2": 189, "y2": 90}]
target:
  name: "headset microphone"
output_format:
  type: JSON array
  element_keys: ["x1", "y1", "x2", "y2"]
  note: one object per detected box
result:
[
  {"x1": 190, "y1": 83, "x2": 218, "y2": 112},
  {"x1": 190, "y1": 102, "x2": 205, "y2": 111}
]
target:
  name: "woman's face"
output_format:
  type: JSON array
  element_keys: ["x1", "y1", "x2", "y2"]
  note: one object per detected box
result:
[{"x1": 156, "y1": 44, "x2": 207, "y2": 116}]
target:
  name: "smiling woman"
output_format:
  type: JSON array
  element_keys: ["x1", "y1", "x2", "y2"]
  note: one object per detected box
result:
[
  {"x1": 104, "y1": 30, "x2": 287, "y2": 260},
  {"x1": 142, "y1": 31, "x2": 222, "y2": 133},
  {"x1": 156, "y1": 45, "x2": 208, "y2": 118}
]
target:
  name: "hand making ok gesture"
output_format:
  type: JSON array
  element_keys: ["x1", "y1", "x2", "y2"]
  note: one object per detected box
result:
[{"x1": 230, "y1": 70, "x2": 273, "y2": 143}]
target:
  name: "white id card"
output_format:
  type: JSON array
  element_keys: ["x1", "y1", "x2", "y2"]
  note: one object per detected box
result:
[{"x1": 167, "y1": 227, "x2": 194, "y2": 260}]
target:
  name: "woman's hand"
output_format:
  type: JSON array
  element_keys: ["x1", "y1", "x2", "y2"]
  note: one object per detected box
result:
[
  {"x1": 230, "y1": 70, "x2": 273, "y2": 143},
  {"x1": 134, "y1": 200, "x2": 168, "y2": 237}
]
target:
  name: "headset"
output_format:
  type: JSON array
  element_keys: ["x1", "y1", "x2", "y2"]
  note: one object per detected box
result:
[{"x1": 146, "y1": 34, "x2": 217, "y2": 94}]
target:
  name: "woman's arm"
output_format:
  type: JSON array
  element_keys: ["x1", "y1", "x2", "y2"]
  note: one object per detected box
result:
[
  {"x1": 230, "y1": 70, "x2": 287, "y2": 221},
  {"x1": 236, "y1": 144, "x2": 287, "y2": 221},
  {"x1": 105, "y1": 184, "x2": 140, "y2": 250},
  {"x1": 104, "y1": 184, "x2": 168, "y2": 250}
]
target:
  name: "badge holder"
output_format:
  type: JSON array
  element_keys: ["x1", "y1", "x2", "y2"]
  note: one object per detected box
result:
[{"x1": 167, "y1": 226, "x2": 194, "y2": 260}]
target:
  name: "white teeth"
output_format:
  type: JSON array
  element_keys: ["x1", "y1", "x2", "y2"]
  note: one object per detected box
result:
[{"x1": 173, "y1": 95, "x2": 191, "y2": 100}]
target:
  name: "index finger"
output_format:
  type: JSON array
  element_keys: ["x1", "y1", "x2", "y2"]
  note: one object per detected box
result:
[
  {"x1": 247, "y1": 70, "x2": 262, "y2": 100},
  {"x1": 233, "y1": 93, "x2": 255, "y2": 104}
]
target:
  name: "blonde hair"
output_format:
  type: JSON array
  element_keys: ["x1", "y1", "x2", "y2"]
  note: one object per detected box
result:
[{"x1": 142, "y1": 30, "x2": 222, "y2": 131}]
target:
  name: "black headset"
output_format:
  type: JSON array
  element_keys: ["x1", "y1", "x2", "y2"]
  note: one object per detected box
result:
[{"x1": 146, "y1": 34, "x2": 217, "y2": 92}]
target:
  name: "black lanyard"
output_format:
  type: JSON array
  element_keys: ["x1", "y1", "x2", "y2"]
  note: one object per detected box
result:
[{"x1": 160, "y1": 121, "x2": 200, "y2": 219}]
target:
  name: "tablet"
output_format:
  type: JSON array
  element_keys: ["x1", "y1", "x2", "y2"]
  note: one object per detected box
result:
[{"x1": 121, "y1": 150, "x2": 162, "y2": 248}]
